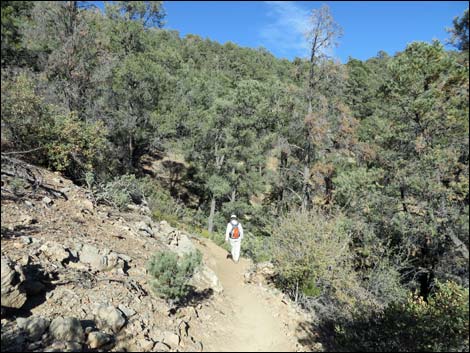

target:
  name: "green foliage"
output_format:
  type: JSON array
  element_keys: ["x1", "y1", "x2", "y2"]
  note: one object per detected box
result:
[
  {"x1": 334, "y1": 281, "x2": 469, "y2": 352},
  {"x1": 271, "y1": 209, "x2": 359, "y2": 303},
  {"x1": 1, "y1": 1, "x2": 33, "y2": 66},
  {"x1": 147, "y1": 250, "x2": 202, "y2": 302},
  {"x1": 447, "y1": 8, "x2": 469, "y2": 51},
  {"x1": 45, "y1": 113, "x2": 108, "y2": 178},
  {"x1": 1, "y1": 73, "x2": 108, "y2": 180},
  {"x1": 240, "y1": 231, "x2": 272, "y2": 263},
  {"x1": 1, "y1": 4, "x2": 469, "y2": 350},
  {"x1": 93, "y1": 174, "x2": 145, "y2": 210}
]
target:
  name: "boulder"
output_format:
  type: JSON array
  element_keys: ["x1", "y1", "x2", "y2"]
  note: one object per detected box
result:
[
  {"x1": 93, "y1": 304, "x2": 126, "y2": 333},
  {"x1": 1, "y1": 257, "x2": 27, "y2": 309},
  {"x1": 16, "y1": 316, "x2": 50, "y2": 341},
  {"x1": 162, "y1": 331, "x2": 180, "y2": 348},
  {"x1": 78, "y1": 244, "x2": 125, "y2": 272},
  {"x1": 49, "y1": 317, "x2": 84, "y2": 343},
  {"x1": 39, "y1": 242, "x2": 70, "y2": 263},
  {"x1": 190, "y1": 265, "x2": 223, "y2": 294},
  {"x1": 167, "y1": 231, "x2": 196, "y2": 256},
  {"x1": 87, "y1": 331, "x2": 113, "y2": 349}
]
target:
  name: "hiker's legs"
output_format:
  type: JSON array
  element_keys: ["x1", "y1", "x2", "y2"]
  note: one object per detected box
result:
[{"x1": 230, "y1": 239, "x2": 241, "y2": 262}]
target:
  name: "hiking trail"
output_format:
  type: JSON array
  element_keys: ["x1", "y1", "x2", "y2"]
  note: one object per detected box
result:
[{"x1": 192, "y1": 237, "x2": 304, "y2": 352}]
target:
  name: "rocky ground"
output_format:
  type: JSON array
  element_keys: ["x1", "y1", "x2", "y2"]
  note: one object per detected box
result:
[{"x1": 1, "y1": 159, "x2": 315, "y2": 352}]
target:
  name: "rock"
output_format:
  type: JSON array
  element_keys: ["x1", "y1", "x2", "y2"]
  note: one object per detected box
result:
[
  {"x1": 141, "y1": 206, "x2": 151, "y2": 215},
  {"x1": 162, "y1": 332, "x2": 180, "y2": 348},
  {"x1": 177, "y1": 306, "x2": 198, "y2": 322},
  {"x1": 118, "y1": 304, "x2": 136, "y2": 318},
  {"x1": 80, "y1": 199, "x2": 94, "y2": 212},
  {"x1": 137, "y1": 338, "x2": 155, "y2": 351},
  {"x1": 19, "y1": 214, "x2": 37, "y2": 226},
  {"x1": 178, "y1": 320, "x2": 189, "y2": 337},
  {"x1": 78, "y1": 244, "x2": 125, "y2": 272},
  {"x1": 59, "y1": 187, "x2": 71, "y2": 194},
  {"x1": 190, "y1": 265, "x2": 223, "y2": 294},
  {"x1": 185, "y1": 338, "x2": 203, "y2": 352},
  {"x1": 1, "y1": 322, "x2": 26, "y2": 352},
  {"x1": 117, "y1": 253, "x2": 132, "y2": 263},
  {"x1": 87, "y1": 331, "x2": 113, "y2": 349},
  {"x1": 1, "y1": 257, "x2": 27, "y2": 309},
  {"x1": 154, "y1": 341, "x2": 171, "y2": 351},
  {"x1": 42, "y1": 196, "x2": 53, "y2": 206},
  {"x1": 21, "y1": 236, "x2": 32, "y2": 245},
  {"x1": 167, "y1": 231, "x2": 196, "y2": 256},
  {"x1": 44, "y1": 340, "x2": 82, "y2": 352},
  {"x1": 49, "y1": 317, "x2": 84, "y2": 343},
  {"x1": 16, "y1": 316, "x2": 50, "y2": 341},
  {"x1": 94, "y1": 304, "x2": 126, "y2": 333},
  {"x1": 257, "y1": 262, "x2": 275, "y2": 276},
  {"x1": 39, "y1": 242, "x2": 70, "y2": 263},
  {"x1": 78, "y1": 244, "x2": 102, "y2": 269},
  {"x1": 27, "y1": 341, "x2": 42, "y2": 350},
  {"x1": 135, "y1": 221, "x2": 154, "y2": 237}
]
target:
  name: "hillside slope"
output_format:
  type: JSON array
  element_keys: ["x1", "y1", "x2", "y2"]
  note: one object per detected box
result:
[{"x1": 1, "y1": 159, "x2": 311, "y2": 352}]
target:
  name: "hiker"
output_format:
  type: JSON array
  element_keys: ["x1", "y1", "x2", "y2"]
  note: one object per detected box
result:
[{"x1": 225, "y1": 214, "x2": 244, "y2": 263}]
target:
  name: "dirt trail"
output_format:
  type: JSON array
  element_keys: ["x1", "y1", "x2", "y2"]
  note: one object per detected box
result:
[{"x1": 193, "y1": 237, "x2": 300, "y2": 352}]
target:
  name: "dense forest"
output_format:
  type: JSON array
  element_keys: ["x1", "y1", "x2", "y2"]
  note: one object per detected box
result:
[{"x1": 1, "y1": 1, "x2": 469, "y2": 351}]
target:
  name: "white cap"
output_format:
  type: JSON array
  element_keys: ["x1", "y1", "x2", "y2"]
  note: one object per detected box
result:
[{"x1": 230, "y1": 214, "x2": 237, "y2": 219}]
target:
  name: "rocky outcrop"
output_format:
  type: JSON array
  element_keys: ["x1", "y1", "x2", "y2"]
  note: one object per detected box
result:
[
  {"x1": 1, "y1": 257, "x2": 27, "y2": 309},
  {"x1": 1, "y1": 159, "x2": 226, "y2": 352},
  {"x1": 158, "y1": 221, "x2": 197, "y2": 256},
  {"x1": 76, "y1": 243, "x2": 128, "y2": 273}
]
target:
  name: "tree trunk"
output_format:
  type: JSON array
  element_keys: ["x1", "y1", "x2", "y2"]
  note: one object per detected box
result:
[
  {"x1": 230, "y1": 189, "x2": 236, "y2": 204},
  {"x1": 128, "y1": 134, "x2": 133, "y2": 170},
  {"x1": 295, "y1": 280, "x2": 299, "y2": 303},
  {"x1": 301, "y1": 143, "x2": 312, "y2": 212},
  {"x1": 208, "y1": 196, "x2": 216, "y2": 233}
]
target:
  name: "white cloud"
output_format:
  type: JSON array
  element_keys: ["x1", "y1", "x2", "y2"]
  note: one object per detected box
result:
[{"x1": 260, "y1": 1, "x2": 311, "y2": 59}]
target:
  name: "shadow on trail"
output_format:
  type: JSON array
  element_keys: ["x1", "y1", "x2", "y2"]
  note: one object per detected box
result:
[{"x1": 175, "y1": 287, "x2": 214, "y2": 310}]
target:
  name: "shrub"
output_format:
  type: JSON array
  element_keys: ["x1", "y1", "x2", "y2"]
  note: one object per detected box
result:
[
  {"x1": 147, "y1": 250, "x2": 202, "y2": 303},
  {"x1": 270, "y1": 209, "x2": 358, "y2": 304},
  {"x1": 333, "y1": 280, "x2": 469, "y2": 352},
  {"x1": 241, "y1": 231, "x2": 272, "y2": 263},
  {"x1": 1, "y1": 73, "x2": 109, "y2": 181},
  {"x1": 94, "y1": 174, "x2": 144, "y2": 210}
]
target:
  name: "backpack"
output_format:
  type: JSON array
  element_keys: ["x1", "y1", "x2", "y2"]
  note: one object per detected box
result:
[{"x1": 230, "y1": 222, "x2": 240, "y2": 239}]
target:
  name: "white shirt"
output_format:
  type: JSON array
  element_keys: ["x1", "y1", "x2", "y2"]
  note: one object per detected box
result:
[{"x1": 225, "y1": 220, "x2": 244, "y2": 241}]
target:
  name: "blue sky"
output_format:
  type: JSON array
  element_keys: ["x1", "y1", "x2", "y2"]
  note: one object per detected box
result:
[{"x1": 93, "y1": 1, "x2": 468, "y2": 62}]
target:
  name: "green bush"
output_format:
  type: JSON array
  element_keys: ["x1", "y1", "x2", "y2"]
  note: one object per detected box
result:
[
  {"x1": 334, "y1": 281, "x2": 469, "y2": 352},
  {"x1": 147, "y1": 250, "x2": 202, "y2": 303},
  {"x1": 94, "y1": 174, "x2": 144, "y2": 210},
  {"x1": 241, "y1": 231, "x2": 272, "y2": 263},
  {"x1": 1, "y1": 73, "x2": 108, "y2": 181},
  {"x1": 270, "y1": 209, "x2": 360, "y2": 305}
]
